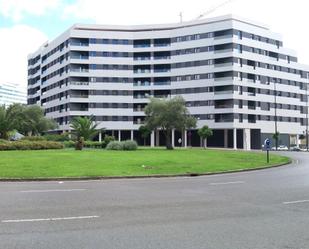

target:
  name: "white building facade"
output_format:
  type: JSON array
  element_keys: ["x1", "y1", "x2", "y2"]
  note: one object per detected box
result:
[
  {"x1": 0, "y1": 83, "x2": 26, "y2": 107},
  {"x1": 27, "y1": 15, "x2": 309, "y2": 149}
]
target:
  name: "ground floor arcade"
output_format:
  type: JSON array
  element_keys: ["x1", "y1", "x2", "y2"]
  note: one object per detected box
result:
[{"x1": 98, "y1": 128, "x2": 264, "y2": 150}]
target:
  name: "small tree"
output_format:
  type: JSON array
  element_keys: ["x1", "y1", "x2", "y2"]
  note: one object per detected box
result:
[
  {"x1": 70, "y1": 116, "x2": 101, "y2": 150},
  {"x1": 0, "y1": 105, "x2": 17, "y2": 139},
  {"x1": 144, "y1": 96, "x2": 197, "y2": 150},
  {"x1": 139, "y1": 125, "x2": 151, "y2": 145},
  {"x1": 198, "y1": 125, "x2": 213, "y2": 148},
  {"x1": 272, "y1": 131, "x2": 280, "y2": 150}
]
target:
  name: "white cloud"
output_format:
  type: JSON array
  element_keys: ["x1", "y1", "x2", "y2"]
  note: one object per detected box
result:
[
  {"x1": 62, "y1": 0, "x2": 309, "y2": 64},
  {"x1": 0, "y1": 25, "x2": 48, "y2": 90},
  {"x1": 0, "y1": 0, "x2": 60, "y2": 21}
]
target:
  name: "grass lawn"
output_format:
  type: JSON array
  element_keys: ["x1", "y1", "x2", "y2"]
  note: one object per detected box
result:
[{"x1": 0, "y1": 148, "x2": 290, "y2": 179}]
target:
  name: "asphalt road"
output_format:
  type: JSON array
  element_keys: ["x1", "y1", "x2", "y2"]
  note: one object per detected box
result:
[{"x1": 0, "y1": 151, "x2": 308, "y2": 249}]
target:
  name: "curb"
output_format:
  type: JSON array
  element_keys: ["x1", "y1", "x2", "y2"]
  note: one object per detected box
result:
[{"x1": 0, "y1": 159, "x2": 292, "y2": 182}]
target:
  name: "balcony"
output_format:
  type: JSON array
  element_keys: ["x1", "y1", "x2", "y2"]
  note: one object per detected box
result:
[
  {"x1": 70, "y1": 68, "x2": 89, "y2": 73},
  {"x1": 70, "y1": 81, "x2": 89, "y2": 86},
  {"x1": 153, "y1": 68, "x2": 171, "y2": 73},
  {"x1": 70, "y1": 55, "x2": 89, "y2": 60},
  {"x1": 134, "y1": 69, "x2": 151, "y2": 74}
]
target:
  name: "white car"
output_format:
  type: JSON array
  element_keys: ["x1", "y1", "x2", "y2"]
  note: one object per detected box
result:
[{"x1": 277, "y1": 145, "x2": 289, "y2": 151}]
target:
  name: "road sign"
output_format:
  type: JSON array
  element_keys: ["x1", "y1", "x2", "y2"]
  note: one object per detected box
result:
[
  {"x1": 264, "y1": 138, "x2": 271, "y2": 151},
  {"x1": 264, "y1": 138, "x2": 271, "y2": 163}
]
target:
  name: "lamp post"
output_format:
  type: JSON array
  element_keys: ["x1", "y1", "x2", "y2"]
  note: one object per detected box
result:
[
  {"x1": 306, "y1": 82, "x2": 308, "y2": 151},
  {"x1": 274, "y1": 79, "x2": 278, "y2": 150}
]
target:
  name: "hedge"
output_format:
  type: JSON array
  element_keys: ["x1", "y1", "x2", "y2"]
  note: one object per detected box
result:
[
  {"x1": 106, "y1": 140, "x2": 138, "y2": 151},
  {"x1": 0, "y1": 141, "x2": 64, "y2": 150},
  {"x1": 63, "y1": 135, "x2": 116, "y2": 149}
]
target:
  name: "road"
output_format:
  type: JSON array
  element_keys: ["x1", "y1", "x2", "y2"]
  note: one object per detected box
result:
[{"x1": 0, "y1": 151, "x2": 308, "y2": 249}]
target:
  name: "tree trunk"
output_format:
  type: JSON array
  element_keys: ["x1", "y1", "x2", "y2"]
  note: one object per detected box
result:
[
  {"x1": 165, "y1": 129, "x2": 173, "y2": 150},
  {"x1": 204, "y1": 138, "x2": 207, "y2": 149},
  {"x1": 143, "y1": 138, "x2": 146, "y2": 146}
]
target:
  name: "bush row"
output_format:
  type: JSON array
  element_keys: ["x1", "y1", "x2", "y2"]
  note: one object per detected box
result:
[
  {"x1": 106, "y1": 140, "x2": 138, "y2": 150},
  {"x1": 0, "y1": 141, "x2": 64, "y2": 150},
  {"x1": 63, "y1": 135, "x2": 115, "y2": 149}
]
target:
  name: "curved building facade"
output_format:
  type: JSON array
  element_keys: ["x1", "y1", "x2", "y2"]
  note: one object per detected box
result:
[{"x1": 27, "y1": 15, "x2": 309, "y2": 149}]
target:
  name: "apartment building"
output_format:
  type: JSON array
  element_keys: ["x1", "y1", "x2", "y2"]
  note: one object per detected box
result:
[
  {"x1": 0, "y1": 83, "x2": 26, "y2": 106},
  {"x1": 27, "y1": 15, "x2": 309, "y2": 149}
]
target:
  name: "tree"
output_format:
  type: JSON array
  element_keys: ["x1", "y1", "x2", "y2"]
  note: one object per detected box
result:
[
  {"x1": 70, "y1": 116, "x2": 101, "y2": 141},
  {"x1": 272, "y1": 131, "x2": 280, "y2": 150},
  {"x1": 70, "y1": 116, "x2": 101, "y2": 150},
  {"x1": 144, "y1": 96, "x2": 197, "y2": 149},
  {"x1": 198, "y1": 125, "x2": 213, "y2": 148},
  {"x1": 139, "y1": 125, "x2": 151, "y2": 145},
  {"x1": 14, "y1": 104, "x2": 57, "y2": 136},
  {"x1": 0, "y1": 104, "x2": 19, "y2": 139}
]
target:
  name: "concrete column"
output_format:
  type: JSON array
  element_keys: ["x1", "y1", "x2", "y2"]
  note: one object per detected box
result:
[
  {"x1": 155, "y1": 130, "x2": 160, "y2": 146},
  {"x1": 171, "y1": 129, "x2": 175, "y2": 147},
  {"x1": 183, "y1": 130, "x2": 187, "y2": 148},
  {"x1": 150, "y1": 131, "x2": 155, "y2": 147},
  {"x1": 98, "y1": 132, "x2": 102, "y2": 142},
  {"x1": 118, "y1": 130, "x2": 121, "y2": 142},
  {"x1": 296, "y1": 134, "x2": 300, "y2": 147},
  {"x1": 224, "y1": 129, "x2": 228, "y2": 148},
  {"x1": 233, "y1": 128, "x2": 237, "y2": 149},
  {"x1": 243, "y1": 128, "x2": 251, "y2": 150},
  {"x1": 130, "y1": 130, "x2": 134, "y2": 140}
]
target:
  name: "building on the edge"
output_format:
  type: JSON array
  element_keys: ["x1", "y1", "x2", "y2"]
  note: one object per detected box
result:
[
  {"x1": 27, "y1": 14, "x2": 309, "y2": 150},
  {"x1": 0, "y1": 83, "x2": 27, "y2": 107}
]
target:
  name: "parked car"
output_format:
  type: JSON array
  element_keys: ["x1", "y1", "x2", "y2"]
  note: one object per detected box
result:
[
  {"x1": 290, "y1": 146, "x2": 301, "y2": 151},
  {"x1": 277, "y1": 145, "x2": 289, "y2": 151}
]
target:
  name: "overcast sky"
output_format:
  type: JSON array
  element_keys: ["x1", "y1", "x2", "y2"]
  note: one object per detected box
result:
[{"x1": 1, "y1": 0, "x2": 309, "y2": 90}]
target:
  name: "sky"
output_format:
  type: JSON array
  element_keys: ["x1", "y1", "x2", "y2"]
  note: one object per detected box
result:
[{"x1": 1, "y1": 0, "x2": 309, "y2": 91}]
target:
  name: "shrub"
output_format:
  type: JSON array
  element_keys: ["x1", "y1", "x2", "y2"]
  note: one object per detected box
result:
[
  {"x1": 21, "y1": 136, "x2": 46, "y2": 141},
  {"x1": 106, "y1": 141, "x2": 123, "y2": 150},
  {"x1": 106, "y1": 140, "x2": 138, "y2": 151},
  {"x1": 84, "y1": 141, "x2": 104, "y2": 148},
  {"x1": 102, "y1": 135, "x2": 115, "y2": 148},
  {"x1": 43, "y1": 133, "x2": 70, "y2": 142},
  {"x1": 122, "y1": 140, "x2": 138, "y2": 150},
  {"x1": 0, "y1": 139, "x2": 7, "y2": 144},
  {"x1": 0, "y1": 141, "x2": 63, "y2": 150},
  {"x1": 63, "y1": 140, "x2": 75, "y2": 148}
]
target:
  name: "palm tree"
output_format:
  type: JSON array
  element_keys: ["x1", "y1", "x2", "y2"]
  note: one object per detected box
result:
[
  {"x1": 70, "y1": 116, "x2": 100, "y2": 140},
  {"x1": 198, "y1": 125, "x2": 213, "y2": 149},
  {"x1": 70, "y1": 116, "x2": 101, "y2": 150}
]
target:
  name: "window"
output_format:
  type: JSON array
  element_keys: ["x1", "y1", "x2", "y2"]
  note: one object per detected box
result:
[{"x1": 194, "y1": 74, "x2": 200, "y2": 80}]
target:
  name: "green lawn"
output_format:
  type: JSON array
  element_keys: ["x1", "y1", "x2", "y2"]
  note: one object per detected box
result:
[{"x1": 0, "y1": 148, "x2": 289, "y2": 179}]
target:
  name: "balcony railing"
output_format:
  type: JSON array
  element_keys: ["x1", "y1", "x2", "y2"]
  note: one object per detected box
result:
[
  {"x1": 153, "y1": 69, "x2": 171, "y2": 73},
  {"x1": 134, "y1": 57, "x2": 151, "y2": 61},
  {"x1": 215, "y1": 118, "x2": 234, "y2": 123},
  {"x1": 153, "y1": 56, "x2": 171, "y2": 60},
  {"x1": 153, "y1": 81, "x2": 171, "y2": 86},
  {"x1": 70, "y1": 81, "x2": 89, "y2": 86},
  {"x1": 215, "y1": 104, "x2": 233, "y2": 109},
  {"x1": 133, "y1": 82, "x2": 151, "y2": 86},
  {"x1": 70, "y1": 68, "x2": 89, "y2": 73},
  {"x1": 214, "y1": 90, "x2": 234, "y2": 95},
  {"x1": 70, "y1": 95, "x2": 89, "y2": 98},
  {"x1": 134, "y1": 44, "x2": 150, "y2": 48},
  {"x1": 70, "y1": 55, "x2": 89, "y2": 60},
  {"x1": 134, "y1": 69, "x2": 151, "y2": 74},
  {"x1": 154, "y1": 43, "x2": 171, "y2": 47}
]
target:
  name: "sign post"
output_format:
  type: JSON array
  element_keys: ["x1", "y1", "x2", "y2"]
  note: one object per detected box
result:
[{"x1": 264, "y1": 138, "x2": 271, "y2": 163}]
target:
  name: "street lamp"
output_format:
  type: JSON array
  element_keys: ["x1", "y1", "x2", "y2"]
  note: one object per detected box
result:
[{"x1": 274, "y1": 79, "x2": 278, "y2": 150}]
